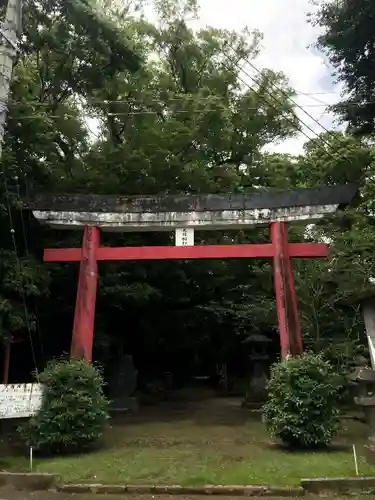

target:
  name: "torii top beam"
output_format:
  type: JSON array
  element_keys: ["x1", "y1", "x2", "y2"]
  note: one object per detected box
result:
[{"x1": 25, "y1": 184, "x2": 358, "y2": 232}]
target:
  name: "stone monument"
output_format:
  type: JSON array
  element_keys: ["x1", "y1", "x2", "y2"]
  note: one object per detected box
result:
[
  {"x1": 243, "y1": 333, "x2": 271, "y2": 406},
  {"x1": 108, "y1": 353, "x2": 138, "y2": 412},
  {"x1": 350, "y1": 360, "x2": 375, "y2": 464}
]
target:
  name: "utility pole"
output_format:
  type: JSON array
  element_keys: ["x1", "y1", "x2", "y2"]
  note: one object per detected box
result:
[{"x1": 0, "y1": 0, "x2": 21, "y2": 159}]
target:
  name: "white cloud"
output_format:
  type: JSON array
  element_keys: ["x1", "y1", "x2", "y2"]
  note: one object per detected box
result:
[{"x1": 190, "y1": 0, "x2": 343, "y2": 154}]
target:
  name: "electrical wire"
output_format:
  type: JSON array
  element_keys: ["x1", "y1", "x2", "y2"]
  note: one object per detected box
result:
[
  {"x1": 239, "y1": 53, "x2": 338, "y2": 137},
  {"x1": 4, "y1": 110, "x2": 336, "y2": 120},
  {"x1": 0, "y1": 168, "x2": 39, "y2": 380},
  {"x1": 0, "y1": 96, "x2": 337, "y2": 107},
  {"x1": 3, "y1": 26, "x2": 367, "y2": 176},
  {"x1": 14, "y1": 176, "x2": 45, "y2": 368},
  {"x1": 221, "y1": 54, "x2": 329, "y2": 145},
  {"x1": 223, "y1": 45, "x2": 369, "y2": 172}
]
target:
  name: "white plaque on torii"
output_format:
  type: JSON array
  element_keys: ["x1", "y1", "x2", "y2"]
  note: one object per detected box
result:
[{"x1": 175, "y1": 228, "x2": 194, "y2": 246}]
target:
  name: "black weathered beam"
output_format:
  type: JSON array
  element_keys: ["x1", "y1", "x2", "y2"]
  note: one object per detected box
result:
[{"x1": 23, "y1": 184, "x2": 358, "y2": 214}]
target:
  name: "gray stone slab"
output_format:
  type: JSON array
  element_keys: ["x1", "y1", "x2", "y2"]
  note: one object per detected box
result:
[{"x1": 24, "y1": 183, "x2": 358, "y2": 213}]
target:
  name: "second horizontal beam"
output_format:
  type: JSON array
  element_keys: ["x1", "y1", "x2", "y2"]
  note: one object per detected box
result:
[{"x1": 44, "y1": 243, "x2": 329, "y2": 262}]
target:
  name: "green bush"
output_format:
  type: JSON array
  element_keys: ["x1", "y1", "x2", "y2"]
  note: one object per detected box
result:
[
  {"x1": 262, "y1": 351, "x2": 343, "y2": 448},
  {"x1": 320, "y1": 341, "x2": 367, "y2": 375},
  {"x1": 320, "y1": 341, "x2": 367, "y2": 406},
  {"x1": 21, "y1": 359, "x2": 109, "y2": 455}
]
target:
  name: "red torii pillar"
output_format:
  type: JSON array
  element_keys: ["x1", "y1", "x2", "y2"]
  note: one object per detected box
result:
[
  {"x1": 43, "y1": 222, "x2": 328, "y2": 363},
  {"x1": 71, "y1": 225, "x2": 100, "y2": 363},
  {"x1": 271, "y1": 222, "x2": 303, "y2": 358}
]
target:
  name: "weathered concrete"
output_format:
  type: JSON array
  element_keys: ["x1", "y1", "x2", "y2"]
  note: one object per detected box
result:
[
  {"x1": 58, "y1": 483, "x2": 305, "y2": 496},
  {"x1": 301, "y1": 476, "x2": 375, "y2": 494},
  {"x1": 0, "y1": 472, "x2": 60, "y2": 490},
  {"x1": 27, "y1": 184, "x2": 358, "y2": 232},
  {"x1": 24, "y1": 184, "x2": 358, "y2": 213},
  {"x1": 33, "y1": 204, "x2": 339, "y2": 232},
  {"x1": 26, "y1": 184, "x2": 358, "y2": 232}
]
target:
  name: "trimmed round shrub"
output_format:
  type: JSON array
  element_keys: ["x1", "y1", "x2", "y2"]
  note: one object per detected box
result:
[
  {"x1": 21, "y1": 359, "x2": 109, "y2": 455},
  {"x1": 262, "y1": 351, "x2": 343, "y2": 448}
]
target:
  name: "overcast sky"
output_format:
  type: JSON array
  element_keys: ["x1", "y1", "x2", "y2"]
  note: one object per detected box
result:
[
  {"x1": 91, "y1": 0, "x2": 343, "y2": 155},
  {"x1": 191, "y1": 0, "x2": 342, "y2": 154}
]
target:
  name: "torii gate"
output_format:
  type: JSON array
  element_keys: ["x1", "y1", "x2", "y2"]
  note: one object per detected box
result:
[{"x1": 26, "y1": 183, "x2": 357, "y2": 364}]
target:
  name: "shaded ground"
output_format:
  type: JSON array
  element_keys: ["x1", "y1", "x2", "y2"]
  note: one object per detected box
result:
[{"x1": 1, "y1": 388, "x2": 374, "y2": 487}]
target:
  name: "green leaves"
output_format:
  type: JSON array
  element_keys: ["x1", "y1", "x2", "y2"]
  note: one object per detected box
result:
[
  {"x1": 313, "y1": 0, "x2": 375, "y2": 134},
  {"x1": 263, "y1": 352, "x2": 343, "y2": 448},
  {"x1": 0, "y1": 250, "x2": 49, "y2": 341},
  {"x1": 0, "y1": 0, "x2": 372, "y2": 368},
  {"x1": 20, "y1": 359, "x2": 109, "y2": 454}
]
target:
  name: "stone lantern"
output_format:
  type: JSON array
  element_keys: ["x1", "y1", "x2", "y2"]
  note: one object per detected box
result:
[{"x1": 244, "y1": 333, "x2": 271, "y2": 406}]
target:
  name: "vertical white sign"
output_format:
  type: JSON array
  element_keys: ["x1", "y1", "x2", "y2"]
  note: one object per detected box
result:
[
  {"x1": 368, "y1": 335, "x2": 375, "y2": 370},
  {"x1": 363, "y1": 302, "x2": 375, "y2": 370},
  {"x1": 175, "y1": 228, "x2": 194, "y2": 246}
]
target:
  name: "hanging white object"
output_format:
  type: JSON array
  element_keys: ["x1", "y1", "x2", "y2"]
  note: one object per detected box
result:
[
  {"x1": 175, "y1": 228, "x2": 194, "y2": 246},
  {"x1": 0, "y1": 383, "x2": 43, "y2": 419},
  {"x1": 363, "y1": 301, "x2": 375, "y2": 369},
  {"x1": 368, "y1": 336, "x2": 375, "y2": 371}
]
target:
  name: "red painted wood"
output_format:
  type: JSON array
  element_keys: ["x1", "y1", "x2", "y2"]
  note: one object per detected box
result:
[
  {"x1": 270, "y1": 222, "x2": 303, "y2": 359},
  {"x1": 281, "y1": 224, "x2": 303, "y2": 356},
  {"x1": 46, "y1": 228, "x2": 327, "y2": 363},
  {"x1": 271, "y1": 222, "x2": 290, "y2": 359},
  {"x1": 70, "y1": 226, "x2": 100, "y2": 362},
  {"x1": 3, "y1": 342, "x2": 10, "y2": 384},
  {"x1": 46, "y1": 248, "x2": 82, "y2": 261},
  {"x1": 44, "y1": 243, "x2": 328, "y2": 262}
]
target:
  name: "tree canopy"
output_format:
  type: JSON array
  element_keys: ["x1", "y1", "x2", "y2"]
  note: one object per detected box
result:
[
  {"x1": 312, "y1": 0, "x2": 375, "y2": 135},
  {"x1": 0, "y1": 0, "x2": 374, "y2": 382}
]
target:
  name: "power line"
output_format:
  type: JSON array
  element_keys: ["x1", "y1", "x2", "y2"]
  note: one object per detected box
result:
[
  {"x1": 232, "y1": 71, "x2": 317, "y2": 144},
  {"x1": 1, "y1": 94, "x2": 339, "y2": 107},
  {"x1": 223, "y1": 52, "x2": 330, "y2": 145},
  {"x1": 224, "y1": 45, "x2": 366, "y2": 168},
  {"x1": 6, "y1": 100, "x2": 372, "y2": 120},
  {"x1": 223, "y1": 46, "x2": 373, "y2": 203},
  {"x1": 0, "y1": 0, "x2": 39, "y2": 381},
  {"x1": 5, "y1": 100, "x2": 339, "y2": 109},
  {"x1": 14, "y1": 175, "x2": 46, "y2": 368},
  {"x1": 242, "y1": 57, "x2": 335, "y2": 137},
  {"x1": 4, "y1": 110, "x2": 336, "y2": 121},
  {"x1": 0, "y1": 172, "x2": 39, "y2": 380}
]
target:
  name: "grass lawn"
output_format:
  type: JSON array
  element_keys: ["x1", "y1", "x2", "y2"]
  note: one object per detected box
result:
[{"x1": 2, "y1": 392, "x2": 375, "y2": 487}]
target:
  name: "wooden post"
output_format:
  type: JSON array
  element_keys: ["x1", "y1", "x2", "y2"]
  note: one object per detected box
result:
[
  {"x1": 271, "y1": 222, "x2": 303, "y2": 358},
  {"x1": 2, "y1": 342, "x2": 10, "y2": 384},
  {"x1": 70, "y1": 226, "x2": 100, "y2": 362},
  {"x1": 282, "y1": 223, "x2": 303, "y2": 356}
]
